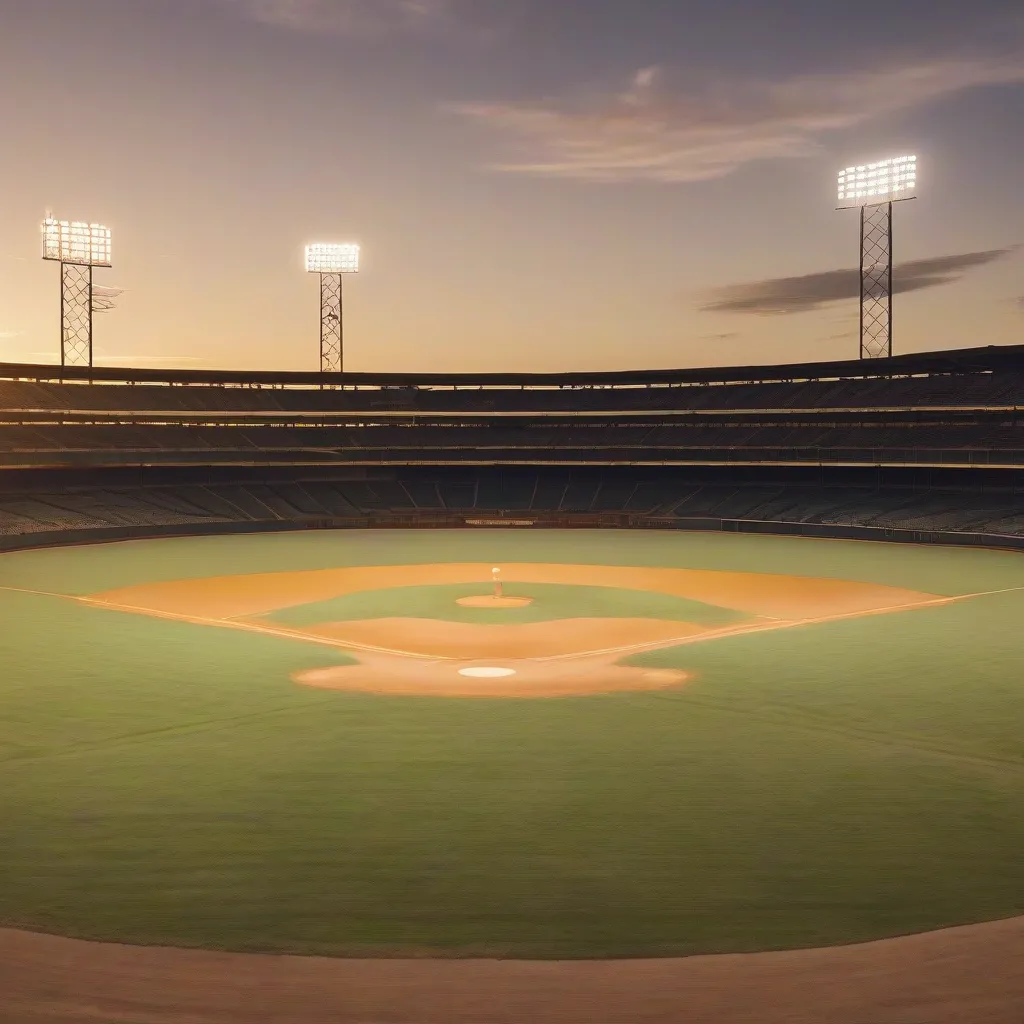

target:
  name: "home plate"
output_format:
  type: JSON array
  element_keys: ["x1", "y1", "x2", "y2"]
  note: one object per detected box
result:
[{"x1": 458, "y1": 667, "x2": 518, "y2": 679}]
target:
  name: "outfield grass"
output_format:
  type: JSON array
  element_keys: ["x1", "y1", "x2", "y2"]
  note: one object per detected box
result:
[{"x1": 0, "y1": 530, "x2": 1022, "y2": 958}]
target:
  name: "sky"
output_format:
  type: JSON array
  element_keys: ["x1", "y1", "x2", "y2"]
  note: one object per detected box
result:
[{"x1": 0, "y1": 0, "x2": 1022, "y2": 373}]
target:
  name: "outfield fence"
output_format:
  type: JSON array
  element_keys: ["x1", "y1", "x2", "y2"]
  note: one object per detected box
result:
[{"x1": 1, "y1": 510, "x2": 1023, "y2": 553}]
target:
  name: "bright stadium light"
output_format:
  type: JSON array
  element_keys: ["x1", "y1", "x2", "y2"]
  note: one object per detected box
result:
[
  {"x1": 304, "y1": 242, "x2": 361, "y2": 374},
  {"x1": 305, "y1": 243, "x2": 360, "y2": 275},
  {"x1": 41, "y1": 213, "x2": 113, "y2": 369},
  {"x1": 42, "y1": 217, "x2": 112, "y2": 267},
  {"x1": 835, "y1": 155, "x2": 919, "y2": 361},
  {"x1": 836, "y1": 155, "x2": 917, "y2": 210}
]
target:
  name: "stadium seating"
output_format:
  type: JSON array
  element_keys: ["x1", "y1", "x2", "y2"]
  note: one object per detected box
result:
[
  {"x1": 0, "y1": 468, "x2": 1022, "y2": 538},
  {"x1": 1, "y1": 345, "x2": 1022, "y2": 545}
]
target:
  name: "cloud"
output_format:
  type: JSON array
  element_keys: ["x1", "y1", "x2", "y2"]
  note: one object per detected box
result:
[
  {"x1": 451, "y1": 54, "x2": 1024, "y2": 183},
  {"x1": 91, "y1": 285, "x2": 124, "y2": 313},
  {"x1": 700, "y1": 249, "x2": 1017, "y2": 316},
  {"x1": 0, "y1": 330, "x2": 25, "y2": 340},
  {"x1": 222, "y1": 0, "x2": 461, "y2": 35}
]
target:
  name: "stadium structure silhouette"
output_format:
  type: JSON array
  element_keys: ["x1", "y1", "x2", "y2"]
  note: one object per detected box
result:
[{"x1": 0, "y1": 342, "x2": 1022, "y2": 549}]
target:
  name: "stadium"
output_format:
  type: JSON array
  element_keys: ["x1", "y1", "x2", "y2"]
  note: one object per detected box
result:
[
  {"x1": 1, "y1": 342, "x2": 1023, "y2": 1022},
  {"x1": 2, "y1": 343, "x2": 1024, "y2": 542}
]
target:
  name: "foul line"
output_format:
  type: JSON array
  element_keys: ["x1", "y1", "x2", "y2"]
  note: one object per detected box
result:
[
  {"x1": 75, "y1": 596, "x2": 439, "y2": 661},
  {"x1": 949, "y1": 585, "x2": 1024, "y2": 600},
  {"x1": 0, "y1": 583, "x2": 79, "y2": 600},
  {"x1": 536, "y1": 586, "x2": 1024, "y2": 662}
]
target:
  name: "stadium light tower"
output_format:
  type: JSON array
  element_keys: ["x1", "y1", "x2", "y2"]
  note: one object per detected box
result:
[
  {"x1": 836, "y1": 155, "x2": 917, "y2": 360},
  {"x1": 305, "y1": 242, "x2": 360, "y2": 373},
  {"x1": 41, "y1": 214, "x2": 112, "y2": 368}
]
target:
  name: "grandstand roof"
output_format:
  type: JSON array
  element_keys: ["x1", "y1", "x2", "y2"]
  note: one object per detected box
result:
[{"x1": 0, "y1": 344, "x2": 1021, "y2": 389}]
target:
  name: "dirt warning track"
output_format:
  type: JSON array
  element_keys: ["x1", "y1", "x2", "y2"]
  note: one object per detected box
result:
[{"x1": 2, "y1": 916, "x2": 1023, "y2": 1024}]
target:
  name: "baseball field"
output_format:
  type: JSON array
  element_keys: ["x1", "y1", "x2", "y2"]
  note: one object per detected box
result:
[{"x1": 1, "y1": 527, "x2": 1023, "y2": 1017}]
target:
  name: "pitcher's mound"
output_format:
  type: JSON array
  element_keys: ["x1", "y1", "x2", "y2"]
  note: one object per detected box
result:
[{"x1": 457, "y1": 595, "x2": 534, "y2": 609}]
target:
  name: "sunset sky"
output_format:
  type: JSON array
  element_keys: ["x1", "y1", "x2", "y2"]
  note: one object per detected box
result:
[{"x1": 0, "y1": 0, "x2": 1022, "y2": 373}]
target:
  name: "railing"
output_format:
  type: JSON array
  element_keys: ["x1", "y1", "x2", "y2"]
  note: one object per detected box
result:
[
  {"x1": 1, "y1": 447, "x2": 1023, "y2": 470},
  {"x1": 3, "y1": 405, "x2": 1020, "y2": 420},
  {"x1": 2, "y1": 510, "x2": 1022, "y2": 553}
]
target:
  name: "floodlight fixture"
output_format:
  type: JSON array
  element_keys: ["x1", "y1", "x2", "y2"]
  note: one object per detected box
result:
[
  {"x1": 305, "y1": 243, "x2": 360, "y2": 275},
  {"x1": 305, "y1": 242, "x2": 360, "y2": 373},
  {"x1": 41, "y1": 213, "x2": 113, "y2": 368},
  {"x1": 42, "y1": 217, "x2": 112, "y2": 267},
  {"x1": 835, "y1": 155, "x2": 918, "y2": 360},
  {"x1": 836, "y1": 155, "x2": 917, "y2": 210}
]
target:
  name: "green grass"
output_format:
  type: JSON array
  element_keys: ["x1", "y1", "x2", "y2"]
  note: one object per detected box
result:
[
  {"x1": 0, "y1": 530, "x2": 1022, "y2": 958},
  {"x1": 5, "y1": 527, "x2": 1024, "y2": 596},
  {"x1": 266, "y1": 582, "x2": 746, "y2": 628}
]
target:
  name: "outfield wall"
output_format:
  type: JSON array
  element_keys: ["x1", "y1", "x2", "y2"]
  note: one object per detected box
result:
[{"x1": 1, "y1": 512, "x2": 1023, "y2": 553}]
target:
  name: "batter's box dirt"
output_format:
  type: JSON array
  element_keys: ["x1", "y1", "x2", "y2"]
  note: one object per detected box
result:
[{"x1": 295, "y1": 649, "x2": 691, "y2": 698}]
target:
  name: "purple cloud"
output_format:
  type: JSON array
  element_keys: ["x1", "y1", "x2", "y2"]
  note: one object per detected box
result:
[
  {"x1": 700, "y1": 249, "x2": 1017, "y2": 316},
  {"x1": 452, "y1": 55, "x2": 1024, "y2": 184},
  {"x1": 222, "y1": 0, "x2": 461, "y2": 35}
]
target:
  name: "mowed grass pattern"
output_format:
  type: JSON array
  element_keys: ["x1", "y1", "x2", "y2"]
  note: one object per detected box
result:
[{"x1": 0, "y1": 530, "x2": 1022, "y2": 957}]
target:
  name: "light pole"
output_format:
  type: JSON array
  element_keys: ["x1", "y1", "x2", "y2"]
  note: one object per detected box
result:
[
  {"x1": 305, "y1": 242, "x2": 360, "y2": 373},
  {"x1": 41, "y1": 215, "x2": 112, "y2": 368},
  {"x1": 836, "y1": 155, "x2": 917, "y2": 360}
]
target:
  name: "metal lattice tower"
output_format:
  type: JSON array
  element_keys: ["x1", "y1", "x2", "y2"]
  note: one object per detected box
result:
[
  {"x1": 60, "y1": 263, "x2": 94, "y2": 367},
  {"x1": 320, "y1": 272, "x2": 343, "y2": 373},
  {"x1": 859, "y1": 202, "x2": 893, "y2": 360},
  {"x1": 305, "y1": 243, "x2": 359, "y2": 374},
  {"x1": 43, "y1": 216, "x2": 112, "y2": 370}
]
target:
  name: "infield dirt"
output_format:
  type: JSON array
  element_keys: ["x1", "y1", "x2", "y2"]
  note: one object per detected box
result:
[
  {"x1": 80, "y1": 561, "x2": 944, "y2": 698},
  {"x1": 298, "y1": 616, "x2": 712, "y2": 658},
  {"x1": 86, "y1": 561, "x2": 940, "y2": 621},
  {"x1": 295, "y1": 646, "x2": 692, "y2": 697}
]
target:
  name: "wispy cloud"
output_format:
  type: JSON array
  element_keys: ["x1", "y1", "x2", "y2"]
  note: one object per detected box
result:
[
  {"x1": 222, "y1": 0, "x2": 461, "y2": 36},
  {"x1": 700, "y1": 249, "x2": 1016, "y2": 316},
  {"x1": 452, "y1": 55, "x2": 1024, "y2": 184},
  {"x1": 91, "y1": 285, "x2": 124, "y2": 313}
]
